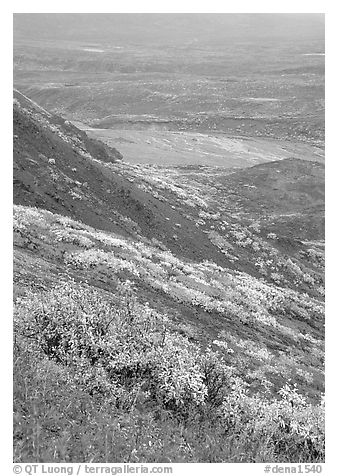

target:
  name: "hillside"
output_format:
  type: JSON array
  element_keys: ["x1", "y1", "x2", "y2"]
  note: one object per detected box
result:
[
  {"x1": 13, "y1": 92, "x2": 325, "y2": 463},
  {"x1": 13, "y1": 91, "x2": 258, "y2": 265}
]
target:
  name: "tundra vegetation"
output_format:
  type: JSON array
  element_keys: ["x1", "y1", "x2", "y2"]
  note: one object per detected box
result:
[
  {"x1": 13, "y1": 14, "x2": 324, "y2": 463},
  {"x1": 14, "y1": 205, "x2": 324, "y2": 463}
]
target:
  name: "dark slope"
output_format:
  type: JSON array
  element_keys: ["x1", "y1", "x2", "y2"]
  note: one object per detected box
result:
[
  {"x1": 13, "y1": 90, "x2": 122, "y2": 163},
  {"x1": 13, "y1": 92, "x2": 232, "y2": 265}
]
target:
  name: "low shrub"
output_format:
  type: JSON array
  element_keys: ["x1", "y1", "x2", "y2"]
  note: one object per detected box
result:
[{"x1": 14, "y1": 280, "x2": 324, "y2": 463}]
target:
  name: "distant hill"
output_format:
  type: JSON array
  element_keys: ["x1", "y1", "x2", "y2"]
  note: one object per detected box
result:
[
  {"x1": 219, "y1": 158, "x2": 324, "y2": 211},
  {"x1": 214, "y1": 158, "x2": 324, "y2": 241}
]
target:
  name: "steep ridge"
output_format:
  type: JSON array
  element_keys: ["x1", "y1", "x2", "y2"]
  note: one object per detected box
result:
[{"x1": 13, "y1": 91, "x2": 233, "y2": 264}]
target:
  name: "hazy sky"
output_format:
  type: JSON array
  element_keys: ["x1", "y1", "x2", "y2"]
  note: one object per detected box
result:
[{"x1": 14, "y1": 13, "x2": 324, "y2": 46}]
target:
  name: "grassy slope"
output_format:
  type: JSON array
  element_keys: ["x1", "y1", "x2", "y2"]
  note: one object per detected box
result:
[{"x1": 13, "y1": 93, "x2": 325, "y2": 462}]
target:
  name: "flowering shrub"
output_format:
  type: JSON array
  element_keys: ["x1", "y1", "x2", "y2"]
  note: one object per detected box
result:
[
  {"x1": 212, "y1": 340, "x2": 234, "y2": 354},
  {"x1": 14, "y1": 277, "x2": 324, "y2": 462},
  {"x1": 64, "y1": 250, "x2": 140, "y2": 276},
  {"x1": 249, "y1": 222, "x2": 261, "y2": 233},
  {"x1": 219, "y1": 383, "x2": 324, "y2": 462},
  {"x1": 52, "y1": 229, "x2": 94, "y2": 248},
  {"x1": 252, "y1": 242, "x2": 260, "y2": 252},
  {"x1": 303, "y1": 273, "x2": 316, "y2": 285},
  {"x1": 69, "y1": 189, "x2": 84, "y2": 200},
  {"x1": 14, "y1": 281, "x2": 219, "y2": 411},
  {"x1": 271, "y1": 272, "x2": 285, "y2": 284},
  {"x1": 13, "y1": 204, "x2": 324, "y2": 460},
  {"x1": 14, "y1": 205, "x2": 324, "y2": 353},
  {"x1": 267, "y1": 232, "x2": 278, "y2": 240}
]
